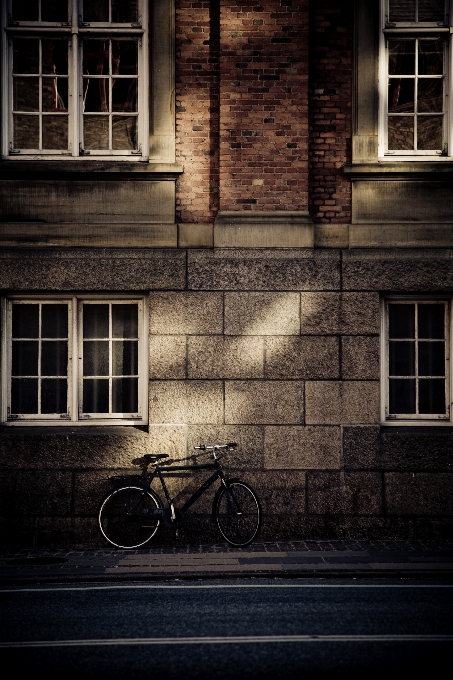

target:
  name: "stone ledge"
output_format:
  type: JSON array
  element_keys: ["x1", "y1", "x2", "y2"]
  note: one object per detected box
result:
[{"x1": 214, "y1": 211, "x2": 314, "y2": 248}]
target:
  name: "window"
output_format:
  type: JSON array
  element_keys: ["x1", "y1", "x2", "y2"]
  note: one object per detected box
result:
[
  {"x1": 1, "y1": 0, "x2": 148, "y2": 158},
  {"x1": 379, "y1": 0, "x2": 452, "y2": 157},
  {"x1": 1, "y1": 296, "x2": 148, "y2": 424},
  {"x1": 382, "y1": 298, "x2": 451, "y2": 423}
]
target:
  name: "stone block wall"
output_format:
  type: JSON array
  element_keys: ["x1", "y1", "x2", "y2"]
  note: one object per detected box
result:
[{"x1": 1, "y1": 247, "x2": 452, "y2": 547}]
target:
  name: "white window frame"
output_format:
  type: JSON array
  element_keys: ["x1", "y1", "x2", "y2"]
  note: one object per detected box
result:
[
  {"x1": 1, "y1": 294, "x2": 149, "y2": 426},
  {"x1": 381, "y1": 296, "x2": 452, "y2": 425},
  {"x1": 378, "y1": 0, "x2": 453, "y2": 159},
  {"x1": 1, "y1": 0, "x2": 149, "y2": 160}
]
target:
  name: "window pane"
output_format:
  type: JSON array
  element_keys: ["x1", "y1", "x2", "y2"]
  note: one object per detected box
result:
[
  {"x1": 83, "y1": 379, "x2": 109, "y2": 413},
  {"x1": 13, "y1": 78, "x2": 39, "y2": 112},
  {"x1": 389, "y1": 341, "x2": 415, "y2": 376},
  {"x1": 42, "y1": 40, "x2": 68, "y2": 76},
  {"x1": 388, "y1": 116, "x2": 414, "y2": 150},
  {"x1": 418, "y1": 0, "x2": 445, "y2": 22},
  {"x1": 12, "y1": 1, "x2": 39, "y2": 22},
  {"x1": 13, "y1": 39, "x2": 39, "y2": 74},
  {"x1": 42, "y1": 379, "x2": 67, "y2": 414},
  {"x1": 388, "y1": 41, "x2": 415, "y2": 76},
  {"x1": 418, "y1": 79, "x2": 443, "y2": 113},
  {"x1": 112, "y1": 79, "x2": 137, "y2": 112},
  {"x1": 112, "y1": 304, "x2": 138, "y2": 337},
  {"x1": 83, "y1": 341, "x2": 109, "y2": 376},
  {"x1": 41, "y1": 341, "x2": 68, "y2": 376},
  {"x1": 12, "y1": 304, "x2": 39, "y2": 338},
  {"x1": 418, "y1": 341, "x2": 445, "y2": 376},
  {"x1": 419, "y1": 39, "x2": 444, "y2": 75},
  {"x1": 43, "y1": 78, "x2": 68, "y2": 112},
  {"x1": 389, "y1": 378, "x2": 416, "y2": 413},
  {"x1": 84, "y1": 79, "x2": 110, "y2": 113},
  {"x1": 389, "y1": 304, "x2": 415, "y2": 338},
  {"x1": 113, "y1": 341, "x2": 138, "y2": 375},
  {"x1": 42, "y1": 116, "x2": 68, "y2": 150},
  {"x1": 112, "y1": 116, "x2": 137, "y2": 150},
  {"x1": 41, "y1": 0, "x2": 68, "y2": 22},
  {"x1": 418, "y1": 304, "x2": 444, "y2": 338},
  {"x1": 113, "y1": 377, "x2": 138, "y2": 412},
  {"x1": 12, "y1": 341, "x2": 39, "y2": 376},
  {"x1": 83, "y1": 304, "x2": 109, "y2": 338},
  {"x1": 389, "y1": 0, "x2": 416, "y2": 22},
  {"x1": 84, "y1": 116, "x2": 110, "y2": 149},
  {"x1": 83, "y1": 0, "x2": 109, "y2": 22},
  {"x1": 42, "y1": 304, "x2": 68, "y2": 338},
  {"x1": 419, "y1": 378, "x2": 445, "y2": 413},
  {"x1": 417, "y1": 115, "x2": 443, "y2": 149},
  {"x1": 83, "y1": 40, "x2": 110, "y2": 75},
  {"x1": 113, "y1": 41, "x2": 138, "y2": 75},
  {"x1": 13, "y1": 115, "x2": 39, "y2": 148},
  {"x1": 112, "y1": 0, "x2": 139, "y2": 23},
  {"x1": 388, "y1": 79, "x2": 414, "y2": 112},
  {"x1": 11, "y1": 379, "x2": 38, "y2": 414}
]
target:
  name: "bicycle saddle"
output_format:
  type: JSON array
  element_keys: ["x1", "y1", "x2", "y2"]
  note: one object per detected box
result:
[{"x1": 144, "y1": 454, "x2": 169, "y2": 461}]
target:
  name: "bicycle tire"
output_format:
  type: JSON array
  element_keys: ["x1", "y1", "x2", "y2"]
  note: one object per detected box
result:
[
  {"x1": 214, "y1": 481, "x2": 261, "y2": 547},
  {"x1": 98, "y1": 485, "x2": 162, "y2": 549}
]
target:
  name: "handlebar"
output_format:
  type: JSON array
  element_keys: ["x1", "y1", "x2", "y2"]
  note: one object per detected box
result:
[{"x1": 194, "y1": 442, "x2": 237, "y2": 452}]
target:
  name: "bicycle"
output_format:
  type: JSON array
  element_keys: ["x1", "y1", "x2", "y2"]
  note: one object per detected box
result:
[{"x1": 98, "y1": 442, "x2": 262, "y2": 549}]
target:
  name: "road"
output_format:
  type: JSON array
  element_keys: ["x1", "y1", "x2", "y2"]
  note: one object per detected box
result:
[{"x1": 1, "y1": 579, "x2": 452, "y2": 679}]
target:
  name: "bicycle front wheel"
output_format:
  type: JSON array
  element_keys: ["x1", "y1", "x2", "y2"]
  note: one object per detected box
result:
[
  {"x1": 214, "y1": 481, "x2": 261, "y2": 547},
  {"x1": 98, "y1": 486, "x2": 161, "y2": 549}
]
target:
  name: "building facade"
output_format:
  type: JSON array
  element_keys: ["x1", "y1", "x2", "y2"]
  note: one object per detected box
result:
[{"x1": 1, "y1": 0, "x2": 452, "y2": 547}]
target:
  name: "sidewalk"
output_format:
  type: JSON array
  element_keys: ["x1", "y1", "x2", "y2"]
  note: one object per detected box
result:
[{"x1": 1, "y1": 539, "x2": 453, "y2": 584}]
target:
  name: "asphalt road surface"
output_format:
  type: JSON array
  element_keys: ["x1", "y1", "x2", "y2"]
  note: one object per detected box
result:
[{"x1": 1, "y1": 579, "x2": 452, "y2": 679}]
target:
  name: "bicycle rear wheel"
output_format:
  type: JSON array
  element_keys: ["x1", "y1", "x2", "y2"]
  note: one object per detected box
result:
[
  {"x1": 98, "y1": 486, "x2": 161, "y2": 549},
  {"x1": 214, "y1": 481, "x2": 261, "y2": 547}
]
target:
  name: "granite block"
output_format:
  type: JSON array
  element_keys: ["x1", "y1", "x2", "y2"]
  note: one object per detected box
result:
[
  {"x1": 265, "y1": 336, "x2": 340, "y2": 379},
  {"x1": 264, "y1": 426, "x2": 341, "y2": 469},
  {"x1": 225, "y1": 381, "x2": 304, "y2": 424}
]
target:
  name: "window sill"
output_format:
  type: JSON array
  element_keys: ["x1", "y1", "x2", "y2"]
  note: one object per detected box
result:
[
  {"x1": 381, "y1": 421, "x2": 453, "y2": 427},
  {"x1": 2, "y1": 420, "x2": 148, "y2": 427},
  {"x1": 344, "y1": 162, "x2": 453, "y2": 179},
  {"x1": 0, "y1": 160, "x2": 184, "y2": 180}
]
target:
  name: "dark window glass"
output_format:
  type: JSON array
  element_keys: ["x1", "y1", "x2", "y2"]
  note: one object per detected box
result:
[
  {"x1": 113, "y1": 341, "x2": 138, "y2": 375},
  {"x1": 13, "y1": 115, "x2": 39, "y2": 148},
  {"x1": 83, "y1": 378, "x2": 109, "y2": 412},
  {"x1": 418, "y1": 341, "x2": 445, "y2": 376},
  {"x1": 419, "y1": 39, "x2": 444, "y2": 75},
  {"x1": 83, "y1": 40, "x2": 110, "y2": 77},
  {"x1": 388, "y1": 79, "x2": 415, "y2": 113},
  {"x1": 11, "y1": 378, "x2": 38, "y2": 414},
  {"x1": 112, "y1": 78, "x2": 137, "y2": 112},
  {"x1": 389, "y1": 340, "x2": 415, "y2": 376},
  {"x1": 419, "y1": 378, "x2": 445, "y2": 413},
  {"x1": 42, "y1": 116, "x2": 68, "y2": 149},
  {"x1": 418, "y1": 79, "x2": 443, "y2": 113},
  {"x1": 42, "y1": 304, "x2": 68, "y2": 338},
  {"x1": 12, "y1": 0, "x2": 39, "y2": 22},
  {"x1": 418, "y1": 304, "x2": 444, "y2": 338},
  {"x1": 113, "y1": 41, "x2": 138, "y2": 75},
  {"x1": 42, "y1": 378, "x2": 67, "y2": 414},
  {"x1": 83, "y1": 304, "x2": 109, "y2": 338},
  {"x1": 12, "y1": 304, "x2": 39, "y2": 338},
  {"x1": 113, "y1": 377, "x2": 138, "y2": 412},
  {"x1": 83, "y1": 0, "x2": 109, "y2": 22},
  {"x1": 41, "y1": 0, "x2": 68, "y2": 22},
  {"x1": 112, "y1": 304, "x2": 138, "y2": 338},
  {"x1": 83, "y1": 341, "x2": 109, "y2": 376},
  {"x1": 13, "y1": 77, "x2": 39, "y2": 112},
  {"x1": 389, "y1": 304, "x2": 415, "y2": 338},
  {"x1": 42, "y1": 39, "x2": 68, "y2": 76},
  {"x1": 418, "y1": 0, "x2": 445, "y2": 22},
  {"x1": 13, "y1": 39, "x2": 39, "y2": 74},
  {"x1": 389, "y1": 0, "x2": 416, "y2": 22},
  {"x1": 388, "y1": 116, "x2": 414, "y2": 150},
  {"x1": 84, "y1": 116, "x2": 110, "y2": 149},
  {"x1": 112, "y1": 116, "x2": 137, "y2": 150},
  {"x1": 388, "y1": 40, "x2": 415, "y2": 75},
  {"x1": 112, "y1": 0, "x2": 139, "y2": 23},
  {"x1": 417, "y1": 115, "x2": 443, "y2": 149},
  {"x1": 389, "y1": 378, "x2": 416, "y2": 413},
  {"x1": 41, "y1": 341, "x2": 68, "y2": 377},
  {"x1": 12, "y1": 341, "x2": 39, "y2": 376}
]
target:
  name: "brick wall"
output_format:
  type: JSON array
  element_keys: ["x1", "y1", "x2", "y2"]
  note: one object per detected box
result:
[{"x1": 309, "y1": 0, "x2": 353, "y2": 223}]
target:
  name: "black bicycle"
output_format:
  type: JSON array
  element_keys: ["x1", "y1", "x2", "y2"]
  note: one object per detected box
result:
[{"x1": 98, "y1": 443, "x2": 261, "y2": 549}]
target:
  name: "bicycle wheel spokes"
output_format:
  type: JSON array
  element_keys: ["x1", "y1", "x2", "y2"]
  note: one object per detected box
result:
[
  {"x1": 215, "y1": 482, "x2": 261, "y2": 547},
  {"x1": 98, "y1": 486, "x2": 160, "y2": 549}
]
